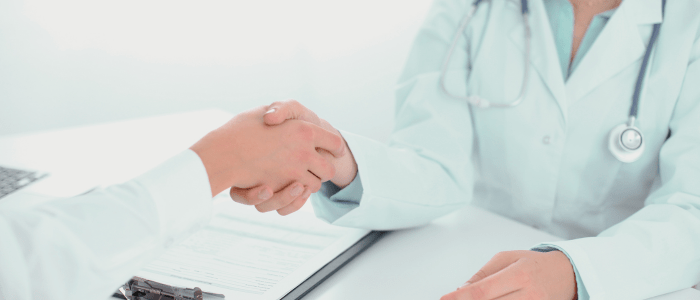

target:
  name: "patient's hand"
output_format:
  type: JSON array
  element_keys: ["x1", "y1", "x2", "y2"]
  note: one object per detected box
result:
[
  {"x1": 190, "y1": 105, "x2": 346, "y2": 198},
  {"x1": 229, "y1": 100, "x2": 358, "y2": 215}
]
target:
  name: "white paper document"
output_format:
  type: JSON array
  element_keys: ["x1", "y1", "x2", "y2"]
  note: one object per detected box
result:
[{"x1": 136, "y1": 200, "x2": 369, "y2": 300}]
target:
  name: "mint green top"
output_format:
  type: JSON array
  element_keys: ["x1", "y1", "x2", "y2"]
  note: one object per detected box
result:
[{"x1": 543, "y1": 0, "x2": 616, "y2": 79}]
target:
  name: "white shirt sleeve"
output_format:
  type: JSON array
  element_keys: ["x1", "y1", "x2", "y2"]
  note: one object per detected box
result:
[{"x1": 0, "y1": 150, "x2": 213, "y2": 300}]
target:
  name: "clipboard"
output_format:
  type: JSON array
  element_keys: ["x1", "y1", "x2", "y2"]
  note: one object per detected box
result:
[
  {"x1": 280, "y1": 230, "x2": 385, "y2": 300},
  {"x1": 112, "y1": 227, "x2": 386, "y2": 300},
  {"x1": 113, "y1": 201, "x2": 386, "y2": 300}
]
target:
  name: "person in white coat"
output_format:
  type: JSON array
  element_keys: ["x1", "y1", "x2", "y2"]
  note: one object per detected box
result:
[
  {"x1": 0, "y1": 106, "x2": 346, "y2": 300},
  {"x1": 231, "y1": 0, "x2": 700, "y2": 299}
]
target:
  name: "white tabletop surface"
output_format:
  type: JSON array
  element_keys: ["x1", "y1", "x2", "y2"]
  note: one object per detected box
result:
[
  {"x1": 302, "y1": 205, "x2": 700, "y2": 300},
  {"x1": 1, "y1": 110, "x2": 697, "y2": 300}
]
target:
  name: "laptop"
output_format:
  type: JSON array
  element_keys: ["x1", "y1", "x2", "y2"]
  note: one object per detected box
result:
[{"x1": 0, "y1": 162, "x2": 97, "y2": 209}]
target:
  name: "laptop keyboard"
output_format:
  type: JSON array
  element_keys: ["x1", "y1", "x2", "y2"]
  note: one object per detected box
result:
[{"x1": 0, "y1": 166, "x2": 47, "y2": 199}]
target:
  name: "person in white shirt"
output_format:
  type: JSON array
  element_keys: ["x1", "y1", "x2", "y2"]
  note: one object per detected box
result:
[{"x1": 0, "y1": 106, "x2": 346, "y2": 300}]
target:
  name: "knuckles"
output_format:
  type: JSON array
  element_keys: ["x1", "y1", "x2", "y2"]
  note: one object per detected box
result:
[
  {"x1": 286, "y1": 99, "x2": 301, "y2": 108},
  {"x1": 492, "y1": 251, "x2": 510, "y2": 261},
  {"x1": 294, "y1": 122, "x2": 315, "y2": 142},
  {"x1": 513, "y1": 267, "x2": 532, "y2": 287},
  {"x1": 295, "y1": 149, "x2": 313, "y2": 164}
]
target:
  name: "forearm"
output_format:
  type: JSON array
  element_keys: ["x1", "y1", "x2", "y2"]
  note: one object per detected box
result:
[
  {"x1": 319, "y1": 128, "x2": 473, "y2": 230},
  {"x1": 0, "y1": 151, "x2": 213, "y2": 300},
  {"x1": 539, "y1": 201, "x2": 700, "y2": 299}
]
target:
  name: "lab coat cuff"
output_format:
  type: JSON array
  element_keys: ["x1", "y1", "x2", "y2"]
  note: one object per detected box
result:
[
  {"x1": 311, "y1": 174, "x2": 363, "y2": 223},
  {"x1": 134, "y1": 150, "x2": 213, "y2": 245},
  {"x1": 329, "y1": 130, "x2": 381, "y2": 226},
  {"x1": 535, "y1": 241, "x2": 598, "y2": 300}
]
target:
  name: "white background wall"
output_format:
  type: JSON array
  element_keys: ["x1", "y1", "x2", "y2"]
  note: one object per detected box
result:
[{"x1": 0, "y1": 0, "x2": 434, "y2": 143}]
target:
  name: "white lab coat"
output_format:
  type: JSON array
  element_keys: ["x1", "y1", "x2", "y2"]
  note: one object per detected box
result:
[
  {"x1": 0, "y1": 151, "x2": 213, "y2": 300},
  {"x1": 314, "y1": 0, "x2": 700, "y2": 298}
]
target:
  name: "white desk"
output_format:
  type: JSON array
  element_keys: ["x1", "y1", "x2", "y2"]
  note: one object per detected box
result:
[
  {"x1": 302, "y1": 205, "x2": 700, "y2": 300},
  {"x1": 1, "y1": 110, "x2": 697, "y2": 300}
]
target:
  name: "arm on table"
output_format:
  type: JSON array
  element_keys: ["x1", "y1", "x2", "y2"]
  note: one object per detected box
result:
[{"x1": 0, "y1": 106, "x2": 345, "y2": 300}]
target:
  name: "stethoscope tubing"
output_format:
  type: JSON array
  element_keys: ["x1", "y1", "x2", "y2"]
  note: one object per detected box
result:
[
  {"x1": 440, "y1": 0, "x2": 666, "y2": 163},
  {"x1": 628, "y1": 0, "x2": 665, "y2": 125},
  {"x1": 439, "y1": 0, "x2": 531, "y2": 108}
]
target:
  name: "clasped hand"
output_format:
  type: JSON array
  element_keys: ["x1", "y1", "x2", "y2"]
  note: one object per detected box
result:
[
  {"x1": 190, "y1": 104, "x2": 347, "y2": 215},
  {"x1": 191, "y1": 101, "x2": 355, "y2": 215}
]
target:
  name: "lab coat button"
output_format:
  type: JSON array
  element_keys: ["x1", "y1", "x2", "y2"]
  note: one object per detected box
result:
[{"x1": 542, "y1": 136, "x2": 551, "y2": 144}]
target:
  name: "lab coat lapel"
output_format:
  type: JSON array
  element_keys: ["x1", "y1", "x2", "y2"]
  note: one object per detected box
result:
[
  {"x1": 508, "y1": 0, "x2": 568, "y2": 122},
  {"x1": 566, "y1": 0, "x2": 663, "y2": 104}
]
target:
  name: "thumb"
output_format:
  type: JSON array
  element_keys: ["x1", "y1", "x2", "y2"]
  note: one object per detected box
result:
[{"x1": 263, "y1": 100, "x2": 321, "y2": 126}]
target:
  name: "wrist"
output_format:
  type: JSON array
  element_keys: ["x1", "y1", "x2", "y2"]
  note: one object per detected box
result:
[
  {"x1": 189, "y1": 145, "x2": 241, "y2": 197},
  {"x1": 548, "y1": 250, "x2": 578, "y2": 300}
]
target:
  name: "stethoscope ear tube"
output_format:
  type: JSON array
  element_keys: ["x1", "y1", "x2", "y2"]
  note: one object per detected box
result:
[
  {"x1": 442, "y1": 0, "x2": 665, "y2": 164},
  {"x1": 439, "y1": 0, "x2": 530, "y2": 108}
]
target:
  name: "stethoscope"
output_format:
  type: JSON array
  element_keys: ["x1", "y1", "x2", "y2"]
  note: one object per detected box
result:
[{"x1": 440, "y1": 0, "x2": 666, "y2": 163}]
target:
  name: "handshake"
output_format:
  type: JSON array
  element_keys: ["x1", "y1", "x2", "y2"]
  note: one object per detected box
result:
[{"x1": 190, "y1": 100, "x2": 358, "y2": 216}]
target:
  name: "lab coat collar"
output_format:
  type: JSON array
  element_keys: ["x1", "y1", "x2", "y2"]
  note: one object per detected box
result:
[
  {"x1": 626, "y1": 0, "x2": 664, "y2": 25},
  {"x1": 565, "y1": 0, "x2": 664, "y2": 105},
  {"x1": 507, "y1": 0, "x2": 568, "y2": 123},
  {"x1": 507, "y1": 0, "x2": 665, "y2": 118}
]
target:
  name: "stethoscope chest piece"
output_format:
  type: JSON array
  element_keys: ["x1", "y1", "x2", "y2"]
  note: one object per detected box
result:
[{"x1": 608, "y1": 123, "x2": 645, "y2": 163}]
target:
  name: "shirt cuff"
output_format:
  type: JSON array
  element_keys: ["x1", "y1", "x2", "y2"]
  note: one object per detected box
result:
[
  {"x1": 532, "y1": 244, "x2": 590, "y2": 300},
  {"x1": 133, "y1": 150, "x2": 214, "y2": 247},
  {"x1": 311, "y1": 173, "x2": 363, "y2": 223}
]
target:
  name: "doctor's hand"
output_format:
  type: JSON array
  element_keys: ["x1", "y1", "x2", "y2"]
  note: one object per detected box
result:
[
  {"x1": 440, "y1": 250, "x2": 577, "y2": 300},
  {"x1": 189, "y1": 105, "x2": 346, "y2": 198},
  {"x1": 229, "y1": 100, "x2": 358, "y2": 215}
]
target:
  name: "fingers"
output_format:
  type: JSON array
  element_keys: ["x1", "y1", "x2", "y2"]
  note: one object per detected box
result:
[
  {"x1": 229, "y1": 185, "x2": 275, "y2": 206},
  {"x1": 309, "y1": 124, "x2": 346, "y2": 158},
  {"x1": 306, "y1": 150, "x2": 337, "y2": 182},
  {"x1": 254, "y1": 182, "x2": 304, "y2": 212},
  {"x1": 440, "y1": 252, "x2": 527, "y2": 300},
  {"x1": 466, "y1": 261, "x2": 530, "y2": 299},
  {"x1": 264, "y1": 99, "x2": 321, "y2": 126},
  {"x1": 441, "y1": 264, "x2": 524, "y2": 300},
  {"x1": 277, "y1": 189, "x2": 312, "y2": 216},
  {"x1": 263, "y1": 100, "x2": 346, "y2": 158},
  {"x1": 231, "y1": 182, "x2": 312, "y2": 216},
  {"x1": 467, "y1": 252, "x2": 520, "y2": 284},
  {"x1": 255, "y1": 174, "x2": 321, "y2": 212}
]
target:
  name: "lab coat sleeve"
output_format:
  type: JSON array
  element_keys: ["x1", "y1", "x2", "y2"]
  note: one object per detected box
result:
[
  {"x1": 539, "y1": 33, "x2": 700, "y2": 299},
  {"x1": 0, "y1": 150, "x2": 213, "y2": 300},
  {"x1": 312, "y1": 174, "x2": 363, "y2": 223},
  {"x1": 310, "y1": 0, "x2": 475, "y2": 230}
]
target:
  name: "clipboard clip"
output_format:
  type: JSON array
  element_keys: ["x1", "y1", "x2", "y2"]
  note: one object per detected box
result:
[{"x1": 116, "y1": 277, "x2": 225, "y2": 300}]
